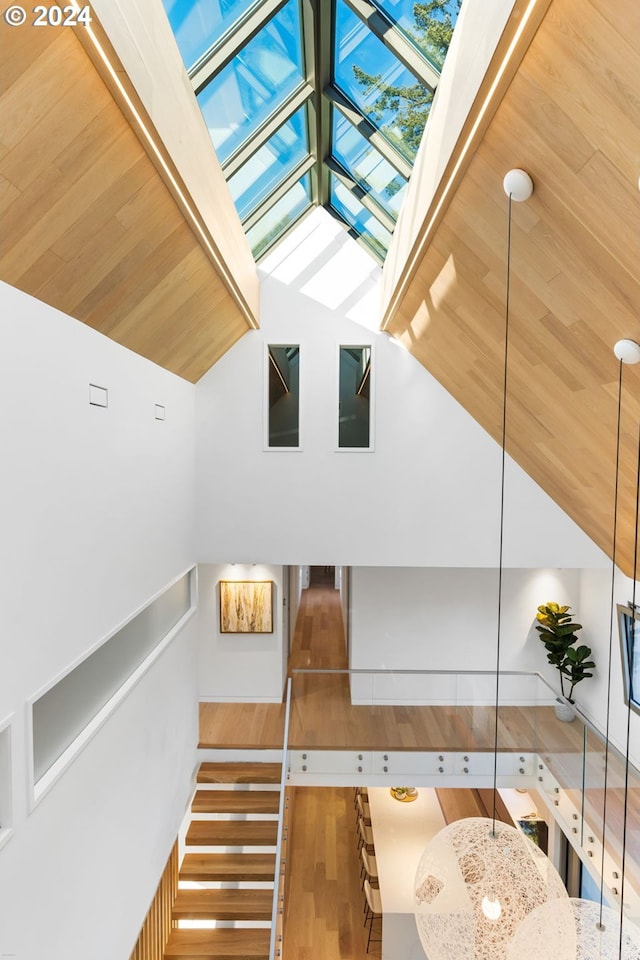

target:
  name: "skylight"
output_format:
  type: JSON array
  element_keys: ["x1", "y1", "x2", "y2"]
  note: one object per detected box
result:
[{"x1": 163, "y1": 0, "x2": 462, "y2": 263}]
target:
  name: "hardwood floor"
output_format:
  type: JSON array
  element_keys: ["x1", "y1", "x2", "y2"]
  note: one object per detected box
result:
[
  {"x1": 283, "y1": 786, "x2": 381, "y2": 960},
  {"x1": 199, "y1": 583, "x2": 580, "y2": 755}
]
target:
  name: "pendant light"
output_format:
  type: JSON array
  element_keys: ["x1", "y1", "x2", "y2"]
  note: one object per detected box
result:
[
  {"x1": 506, "y1": 344, "x2": 640, "y2": 960},
  {"x1": 506, "y1": 899, "x2": 640, "y2": 959},
  {"x1": 413, "y1": 169, "x2": 567, "y2": 960}
]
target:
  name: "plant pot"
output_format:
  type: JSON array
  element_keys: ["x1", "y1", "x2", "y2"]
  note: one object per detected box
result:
[{"x1": 554, "y1": 697, "x2": 576, "y2": 722}]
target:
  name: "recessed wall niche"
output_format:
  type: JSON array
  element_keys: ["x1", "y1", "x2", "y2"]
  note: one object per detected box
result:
[{"x1": 31, "y1": 569, "x2": 194, "y2": 796}]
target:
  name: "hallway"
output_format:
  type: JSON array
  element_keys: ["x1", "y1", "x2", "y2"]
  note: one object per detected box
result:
[
  {"x1": 284, "y1": 580, "x2": 380, "y2": 957},
  {"x1": 288, "y1": 572, "x2": 348, "y2": 674}
]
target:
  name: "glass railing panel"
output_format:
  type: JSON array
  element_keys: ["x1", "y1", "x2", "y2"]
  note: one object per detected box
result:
[
  {"x1": 289, "y1": 669, "x2": 548, "y2": 758},
  {"x1": 581, "y1": 727, "x2": 640, "y2": 905}
]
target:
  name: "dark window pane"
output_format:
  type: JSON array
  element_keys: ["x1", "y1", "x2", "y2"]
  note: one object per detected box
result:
[
  {"x1": 339, "y1": 346, "x2": 371, "y2": 448},
  {"x1": 619, "y1": 604, "x2": 640, "y2": 713},
  {"x1": 268, "y1": 345, "x2": 299, "y2": 447}
]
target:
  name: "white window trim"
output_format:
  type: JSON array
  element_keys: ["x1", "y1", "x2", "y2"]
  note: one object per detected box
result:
[
  {"x1": 264, "y1": 342, "x2": 303, "y2": 452},
  {"x1": 336, "y1": 342, "x2": 375, "y2": 452}
]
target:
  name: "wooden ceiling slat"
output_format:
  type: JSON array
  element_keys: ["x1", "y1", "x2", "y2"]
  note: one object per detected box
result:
[
  {"x1": 523, "y1": 8, "x2": 638, "y2": 183},
  {"x1": 2, "y1": 125, "x2": 139, "y2": 279},
  {"x1": 76, "y1": 223, "x2": 198, "y2": 333},
  {"x1": 0, "y1": 28, "x2": 252, "y2": 383},
  {"x1": 386, "y1": 0, "x2": 640, "y2": 574},
  {"x1": 0, "y1": 30, "x2": 87, "y2": 157}
]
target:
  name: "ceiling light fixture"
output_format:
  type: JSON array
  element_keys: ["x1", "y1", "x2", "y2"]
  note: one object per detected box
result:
[{"x1": 413, "y1": 171, "x2": 567, "y2": 959}]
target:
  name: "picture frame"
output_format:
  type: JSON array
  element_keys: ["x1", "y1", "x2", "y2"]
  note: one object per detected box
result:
[
  {"x1": 219, "y1": 580, "x2": 273, "y2": 634},
  {"x1": 517, "y1": 817, "x2": 548, "y2": 854}
]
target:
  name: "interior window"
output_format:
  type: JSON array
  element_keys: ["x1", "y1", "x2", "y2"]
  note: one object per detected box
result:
[
  {"x1": 339, "y1": 346, "x2": 371, "y2": 448},
  {"x1": 268, "y1": 345, "x2": 300, "y2": 448}
]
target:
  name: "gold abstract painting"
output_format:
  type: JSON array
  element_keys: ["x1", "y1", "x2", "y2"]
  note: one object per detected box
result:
[{"x1": 219, "y1": 580, "x2": 273, "y2": 634}]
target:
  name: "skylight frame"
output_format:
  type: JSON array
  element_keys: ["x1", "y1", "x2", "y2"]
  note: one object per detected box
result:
[
  {"x1": 165, "y1": 0, "x2": 458, "y2": 262},
  {"x1": 227, "y1": 106, "x2": 313, "y2": 223}
]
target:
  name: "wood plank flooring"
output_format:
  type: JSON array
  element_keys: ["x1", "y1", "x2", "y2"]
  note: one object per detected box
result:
[
  {"x1": 283, "y1": 786, "x2": 380, "y2": 960},
  {"x1": 200, "y1": 584, "x2": 584, "y2": 755}
]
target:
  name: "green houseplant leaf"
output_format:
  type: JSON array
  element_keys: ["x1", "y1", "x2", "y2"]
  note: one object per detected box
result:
[{"x1": 535, "y1": 603, "x2": 594, "y2": 703}]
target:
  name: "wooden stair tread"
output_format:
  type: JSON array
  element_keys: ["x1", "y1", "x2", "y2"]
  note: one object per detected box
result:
[
  {"x1": 174, "y1": 888, "x2": 272, "y2": 921},
  {"x1": 164, "y1": 927, "x2": 270, "y2": 959},
  {"x1": 197, "y1": 762, "x2": 282, "y2": 784},
  {"x1": 186, "y1": 820, "x2": 278, "y2": 846},
  {"x1": 180, "y1": 853, "x2": 276, "y2": 882},
  {"x1": 192, "y1": 790, "x2": 280, "y2": 814}
]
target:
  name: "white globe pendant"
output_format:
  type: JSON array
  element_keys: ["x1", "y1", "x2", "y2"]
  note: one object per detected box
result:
[
  {"x1": 414, "y1": 817, "x2": 567, "y2": 960},
  {"x1": 506, "y1": 898, "x2": 640, "y2": 960}
]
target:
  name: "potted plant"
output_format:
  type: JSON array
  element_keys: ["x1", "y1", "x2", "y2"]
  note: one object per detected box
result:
[{"x1": 535, "y1": 603, "x2": 595, "y2": 721}]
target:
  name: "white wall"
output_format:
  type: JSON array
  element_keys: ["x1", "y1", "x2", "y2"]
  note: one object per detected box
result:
[
  {"x1": 0, "y1": 284, "x2": 198, "y2": 960},
  {"x1": 579, "y1": 568, "x2": 640, "y2": 767},
  {"x1": 197, "y1": 564, "x2": 287, "y2": 702},
  {"x1": 195, "y1": 210, "x2": 608, "y2": 570},
  {"x1": 349, "y1": 566, "x2": 579, "y2": 679}
]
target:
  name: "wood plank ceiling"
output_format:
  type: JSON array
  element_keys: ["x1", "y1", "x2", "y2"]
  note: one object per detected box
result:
[
  {"x1": 385, "y1": 0, "x2": 640, "y2": 576},
  {"x1": 0, "y1": 22, "x2": 254, "y2": 383}
]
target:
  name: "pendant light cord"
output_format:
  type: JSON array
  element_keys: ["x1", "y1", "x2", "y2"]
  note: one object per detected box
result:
[
  {"x1": 618, "y1": 419, "x2": 640, "y2": 956},
  {"x1": 599, "y1": 359, "x2": 623, "y2": 928},
  {"x1": 492, "y1": 192, "x2": 512, "y2": 835}
]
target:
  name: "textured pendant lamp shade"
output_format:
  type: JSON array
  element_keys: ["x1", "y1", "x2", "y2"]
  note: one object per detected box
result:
[
  {"x1": 414, "y1": 817, "x2": 567, "y2": 960},
  {"x1": 506, "y1": 898, "x2": 640, "y2": 960}
]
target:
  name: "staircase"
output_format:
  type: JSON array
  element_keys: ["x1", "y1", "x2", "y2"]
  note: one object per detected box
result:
[{"x1": 165, "y1": 761, "x2": 282, "y2": 960}]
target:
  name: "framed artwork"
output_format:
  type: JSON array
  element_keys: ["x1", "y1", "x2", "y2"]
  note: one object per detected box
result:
[
  {"x1": 518, "y1": 817, "x2": 548, "y2": 854},
  {"x1": 219, "y1": 580, "x2": 273, "y2": 634}
]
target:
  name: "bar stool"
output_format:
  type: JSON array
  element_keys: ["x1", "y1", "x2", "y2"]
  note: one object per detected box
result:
[
  {"x1": 360, "y1": 846, "x2": 379, "y2": 890},
  {"x1": 357, "y1": 815, "x2": 374, "y2": 853},
  {"x1": 363, "y1": 877, "x2": 383, "y2": 952},
  {"x1": 356, "y1": 792, "x2": 371, "y2": 827}
]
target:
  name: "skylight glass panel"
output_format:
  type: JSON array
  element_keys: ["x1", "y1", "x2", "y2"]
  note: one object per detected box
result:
[
  {"x1": 371, "y1": 0, "x2": 462, "y2": 72},
  {"x1": 197, "y1": 0, "x2": 305, "y2": 166},
  {"x1": 228, "y1": 108, "x2": 309, "y2": 221},
  {"x1": 332, "y1": 110, "x2": 407, "y2": 221},
  {"x1": 334, "y1": 0, "x2": 432, "y2": 161},
  {"x1": 163, "y1": 0, "x2": 261, "y2": 72},
  {"x1": 330, "y1": 175, "x2": 392, "y2": 261},
  {"x1": 246, "y1": 172, "x2": 312, "y2": 258}
]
